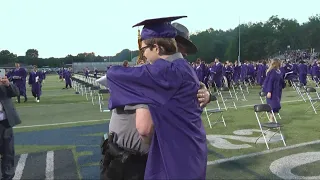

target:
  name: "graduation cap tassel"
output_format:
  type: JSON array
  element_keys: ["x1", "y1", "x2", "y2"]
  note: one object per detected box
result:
[{"x1": 137, "y1": 29, "x2": 144, "y2": 65}]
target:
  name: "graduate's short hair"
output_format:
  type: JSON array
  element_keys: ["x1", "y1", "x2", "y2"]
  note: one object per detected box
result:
[{"x1": 143, "y1": 38, "x2": 177, "y2": 56}]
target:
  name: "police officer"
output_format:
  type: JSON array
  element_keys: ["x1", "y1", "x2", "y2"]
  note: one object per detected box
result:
[{"x1": 100, "y1": 19, "x2": 211, "y2": 180}]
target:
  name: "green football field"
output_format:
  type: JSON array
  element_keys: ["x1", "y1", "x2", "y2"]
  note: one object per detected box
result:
[{"x1": 11, "y1": 74, "x2": 320, "y2": 179}]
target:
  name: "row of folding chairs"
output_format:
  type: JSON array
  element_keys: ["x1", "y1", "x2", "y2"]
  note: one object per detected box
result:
[
  {"x1": 289, "y1": 80, "x2": 320, "y2": 114},
  {"x1": 72, "y1": 74, "x2": 110, "y2": 112}
]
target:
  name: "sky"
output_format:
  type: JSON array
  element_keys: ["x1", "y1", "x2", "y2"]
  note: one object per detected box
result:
[{"x1": 1, "y1": 0, "x2": 319, "y2": 58}]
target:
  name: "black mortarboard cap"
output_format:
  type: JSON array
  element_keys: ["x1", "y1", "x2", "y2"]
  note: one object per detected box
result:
[{"x1": 133, "y1": 16, "x2": 187, "y2": 40}]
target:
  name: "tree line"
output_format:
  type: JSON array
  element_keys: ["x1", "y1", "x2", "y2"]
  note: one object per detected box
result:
[{"x1": 1, "y1": 15, "x2": 320, "y2": 67}]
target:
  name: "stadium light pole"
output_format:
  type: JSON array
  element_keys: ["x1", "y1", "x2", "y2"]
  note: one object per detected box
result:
[{"x1": 238, "y1": 16, "x2": 241, "y2": 66}]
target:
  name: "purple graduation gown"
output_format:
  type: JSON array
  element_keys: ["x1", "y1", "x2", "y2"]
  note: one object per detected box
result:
[
  {"x1": 12, "y1": 68, "x2": 27, "y2": 96},
  {"x1": 298, "y1": 63, "x2": 308, "y2": 85},
  {"x1": 63, "y1": 70, "x2": 72, "y2": 86},
  {"x1": 28, "y1": 71, "x2": 43, "y2": 96},
  {"x1": 107, "y1": 58, "x2": 207, "y2": 180},
  {"x1": 263, "y1": 69, "x2": 284, "y2": 113}
]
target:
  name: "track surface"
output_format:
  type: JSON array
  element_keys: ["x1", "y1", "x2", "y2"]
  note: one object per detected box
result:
[{"x1": 14, "y1": 124, "x2": 108, "y2": 180}]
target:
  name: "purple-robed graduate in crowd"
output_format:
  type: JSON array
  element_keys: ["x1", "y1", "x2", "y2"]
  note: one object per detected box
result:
[
  {"x1": 233, "y1": 61, "x2": 241, "y2": 83},
  {"x1": 107, "y1": 16, "x2": 207, "y2": 180},
  {"x1": 84, "y1": 68, "x2": 89, "y2": 78},
  {"x1": 28, "y1": 66, "x2": 43, "y2": 102},
  {"x1": 212, "y1": 58, "x2": 223, "y2": 88},
  {"x1": 257, "y1": 61, "x2": 267, "y2": 86},
  {"x1": 298, "y1": 61, "x2": 308, "y2": 86},
  {"x1": 311, "y1": 61, "x2": 320, "y2": 82},
  {"x1": 240, "y1": 62, "x2": 248, "y2": 82},
  {"x1": 263, "y1": 59, "x2": 285, "y2": 122},
  {"x1": 63, "y1": 68, "x2": 72, "y2": 89},
  {"x1": 194, "y1": 58, "x2": 206, "y2": 83},
  {"x1": 12, "y1": 63, "x2": 28, "y2": 103}
]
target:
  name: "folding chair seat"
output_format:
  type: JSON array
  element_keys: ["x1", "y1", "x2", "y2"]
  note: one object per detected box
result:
[
  {"x1": 258, "y1": 91, "x2": 282, "y2": 119},
  {"x1": 305, "y1": 87, "x2": 320, "y2": 114},
  {"x1": 217, "y1": 87, "x2": 237, "y2": 110},
  {"x1": 204, "y1": 95, "x2": 226, "y2": 128},
  {"x1": 98, "y1": 89, "x2": 110, "y2": 112},
  {"x1": 253, "y1": 104, "x2": 286, "y2": 150}
]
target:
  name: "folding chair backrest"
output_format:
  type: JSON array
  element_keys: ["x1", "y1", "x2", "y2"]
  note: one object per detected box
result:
[
  {"x1": 259, "y1": 91, "x2": 266, "y2": 97},
  {"x1": 210, "y1": 95, "x2": 217, "y2": 101},
  {"x1": 220, "y1": 87, "x2": 230, "y2": 91},
  {"x1": 254, "y1": 104, "x2": 272, "y2": 113},
  {"x1": 306, "y1": 87, "x2": 316, "y2": 93}
]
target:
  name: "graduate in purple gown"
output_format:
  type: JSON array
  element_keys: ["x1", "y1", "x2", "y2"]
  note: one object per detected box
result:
[
  {"x1": 212, "y1": 58, "x2": 223, "y2": 88},
  {"x1": 223, "y1": 61, "x2": 233, "y2": 88},
  {"x1": 42, "y1": 70, "x2": 46, "y2": 83},
  {"x1": 12, "y1": 62, "x2": 28, "y2": 103},
  {"x1": 93, "y1": 68, "x2": 98, "y2": 79},
  {"x1": 240, "y1": 61, "x2": 248, "y2": 82},
  {"x1": 63, "y1": 68, "x2": 72, "y2": 89},
  {"x1": 311, "y1": 61, "x2": 320, "y2": 83},
  {"x1": 298, "y1": 61, "x2": 308, "y2": 86},
  {"x1": 194, "y1": 58, "x2": 206, "y2": 83},
  {"x1": 84, "y1": 68, "x2": 89, "y2": 78},
  {"x1": 263, "y1": 59, "x2": 285, "y2": 122},
  {"x1": 257, "y1": 61, "x2": 267, "y2": 86},
  {"x1": 28, "y1": 66, "x2": 43, "y2": 102},
  {"x1": 233, "y1": 60, "x2": 241, "y2": 83},
  {"x1": 247, "y1": 61, "x2": 255, "y2": 83},
  {"x1": 107, "y1": 16, "x2": 207, "y2": 180}
]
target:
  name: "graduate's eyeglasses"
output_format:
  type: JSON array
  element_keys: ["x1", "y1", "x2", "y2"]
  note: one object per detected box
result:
[{"x1": 139, "y1": 45, "x2": 153, "y2": 53}]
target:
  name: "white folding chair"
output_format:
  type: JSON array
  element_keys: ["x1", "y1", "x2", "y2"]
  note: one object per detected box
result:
[
  {"x1": 231, "y1": 81, "x2": 247, "y2": 101},
  {"x1": 217, "y1": 87, "x2": 237, "y2": 110},
  {"x1": 204, "y1": 95, "x2": 226, "y2": 128},
  {"x1": 253, "y1": 104, "x2": 286, "y2": 150},
  {"x1": 305, "y1": 87, "x2": 320, "y2": 114}
]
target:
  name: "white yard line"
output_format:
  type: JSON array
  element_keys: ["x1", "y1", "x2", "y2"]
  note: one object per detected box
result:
[
  {"x1": 13, "y1": 119, "x2": 110, "y2": 129},
  {"x1": 13, "y1": 154, "x2": 28, "y2": 180},
  {"x1": 207, "y1": 139, "x2": 320, "y2": 165},
  {"x1": 45, "y1": 151, "x2": 54, "y2": 180}
]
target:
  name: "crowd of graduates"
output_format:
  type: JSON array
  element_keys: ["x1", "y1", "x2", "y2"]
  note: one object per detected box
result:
[
  {"x1": 192, "y1": 57, "x2": 320, "y2": 121},
  {"x1": 192, "y1": 58, "x2": 320, "y2": 89},
  {"x1": 5, "y1": 63, "x2": 46, "y2": 103},
  {"x1": 4, "y1": 63, "x2": 75, "y2": 103}
]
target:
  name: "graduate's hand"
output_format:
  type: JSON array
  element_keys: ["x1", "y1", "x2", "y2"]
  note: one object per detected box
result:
[
  {"x1": 198, "y1": 82, "x2": 210, "y2": 107},
  {"x1": 267, "y1": 92, "x2": 271, "y2": 98},
  {"x1": 0, "y1": 76, "x2": 10, "y2": 87}
]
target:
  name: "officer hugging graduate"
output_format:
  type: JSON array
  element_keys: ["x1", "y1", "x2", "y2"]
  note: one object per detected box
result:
[{"x1": 105, "y1": 16, "x2": 208, "y2": 180}]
